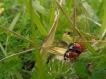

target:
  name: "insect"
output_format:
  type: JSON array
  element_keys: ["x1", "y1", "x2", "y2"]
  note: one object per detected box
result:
[{"x1": 64, "y1": 42, "x2": 84, "y2": 60}]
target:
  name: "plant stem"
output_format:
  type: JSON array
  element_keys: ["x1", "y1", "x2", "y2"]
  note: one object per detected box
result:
[
  {"x1": 29, "y1": 0, "x2": 45, "y2": 79},
  {"x1": 0, "y1": 26, "x2": 33, "y2": 44},
  {"x1": 73, "y1": 0, "x2": 76, "y2": 43}
]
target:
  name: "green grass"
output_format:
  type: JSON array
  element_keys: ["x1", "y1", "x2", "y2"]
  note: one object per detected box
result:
[{"x1": 0, "y1": 0, "x2": 106, "y2": 79}]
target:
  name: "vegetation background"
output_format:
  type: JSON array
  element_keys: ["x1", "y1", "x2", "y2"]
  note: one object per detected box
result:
[{"x1": 0, "y1": 0, "x2": 106, "y2": 79}]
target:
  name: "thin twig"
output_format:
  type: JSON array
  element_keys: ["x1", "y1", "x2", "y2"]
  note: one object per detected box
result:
[
  {"x1": 0, "y1": 48, "x2": 34, "y2": 62},
  {"x1": 56, "y1": 0, "x2": 86, "y2": 41},
  {"x1": 73, "y1": 0, "x2": 76, "y2": 42},
  {"x1": 0, "y1": 26, "x2": 33, "y2": 44},
  {"x1": 87, "y1": 17, "x2": 102, "y2": 27},
  {"x1": 82, "y1": 40, "x2": 106, "y2": 42},
  {"x1": 0, "y1": 45, "x2": 57, "y2": 62}
]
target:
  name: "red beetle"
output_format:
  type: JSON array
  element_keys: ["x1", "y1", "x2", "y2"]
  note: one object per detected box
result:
[
  {"x1": 64, "y1": 42, "x2": 84, "y2": 60},
  {"x1": 64, "y1": 50, "x2": 79, "y2": 60},
  {"x1": 68, "y1": 42, "x2": 84, "y2": 52}
]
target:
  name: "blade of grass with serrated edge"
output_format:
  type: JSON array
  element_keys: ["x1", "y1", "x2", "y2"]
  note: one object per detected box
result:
[
  {"x1": 56, "y1": 0, "x2": 97, "y2": 55},
  {"x1": 29, "y1": 0, "x2": 45, "y2": 79},
  {"x1": 23, "y1": 0, "x2": 47, "y2": 36}
]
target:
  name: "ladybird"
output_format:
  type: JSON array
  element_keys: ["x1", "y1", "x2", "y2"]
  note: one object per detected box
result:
[
  {"x1": 64, "y1": 42, "x2": 84, "y2": 60},
  {"x1": 68, "y1": 42, "x2": 84, "y2": 53},
  {"x1": 64, "y1": 50, "x2": 79, "y2": 60}
]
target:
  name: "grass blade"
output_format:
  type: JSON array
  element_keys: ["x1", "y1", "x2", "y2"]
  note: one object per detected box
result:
[
  {"x1": 29, "y1": 0, "x2": 45, "y2": 79},
  {"x1": 9, "y1": 12, "x2": 21, "y2": 30},
  {"x1": 99, "y1": 45, "x2": 106, "y2": 54},
  {"x1": 0, "y1": 43, "x2": 7, "y2": 56},
  {"x1": 41, "y1": 0, "x2": 64, "y2": 60},
  {"x1": 23, "y1": 0, "x2": 47, "y2": 36},
  {"x1": 33, "y1": 1, "x2": 50, "y2": 17},
  {"x1": 80, "y1": 30, "x2": 99, "y2": 39},
  {"x1": 100, "y1": 1, "x2": 106, "y2": 37}
]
